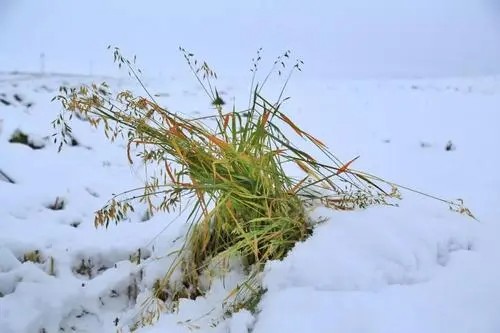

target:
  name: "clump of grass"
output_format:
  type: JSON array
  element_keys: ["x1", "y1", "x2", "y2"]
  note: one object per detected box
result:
[
  {"x1": 74, "y1": 258, "x2": 94, "y2": 279},
  {"x1": 46, "y1": 197, "x2": 65, "y2": 210},
  {"x1": 23, "y1": 250, "x2": 42, "y2": 264},
  {"x1": 129, "y1": 248, "x2": 144, "y2": 265},
  {"x1": 52, "y1": 47, "x2": 475, "y2": 327},
  {"x1": 9, "y1": 130, "x2": 45, "y2": 149},
  {"x1": 21, "y1": 250, "x2": 57, "y2": 276},
  {"x1": 10, "y1": 130, "x2": 29, "y2": 145}
]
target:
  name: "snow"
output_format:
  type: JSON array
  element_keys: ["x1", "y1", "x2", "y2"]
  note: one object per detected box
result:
[
  {"x1": 1, "y1": 71, "x2": 499, "y2": 332},
  {"x1": 2, "y1": 2, "x2": 500, "y2": 332}
]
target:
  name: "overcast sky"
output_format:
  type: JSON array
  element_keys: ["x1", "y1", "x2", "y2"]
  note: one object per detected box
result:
[{"x1": 1, "y1": 0, "x2": 500, "y2": 79}]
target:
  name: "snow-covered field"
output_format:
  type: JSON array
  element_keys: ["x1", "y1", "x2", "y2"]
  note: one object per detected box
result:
[{"x1": 1, "y1": 70, "x2": 500, "y2": 332}]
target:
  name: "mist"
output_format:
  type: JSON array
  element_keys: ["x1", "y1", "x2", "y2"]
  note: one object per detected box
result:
[{"x1": 1, "y1": 0, "x2": 499, "y2": 79}]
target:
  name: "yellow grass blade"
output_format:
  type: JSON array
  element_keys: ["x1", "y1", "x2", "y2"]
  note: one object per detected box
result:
[
  {"x1": 223, "y1": 113, "x2": 231, "y2": 131},
  {"x1": 207, "y1": 134, "x2": 230, "y2": 150},
  {"x1": 304, "y1": 132, "x2": 327, "y2": 149},
  {"x1": 280, "y1": 113, "x2": 303, "y2": 137},
  {"x1": 289, "y1": 176, "x2": 309, "y2": 195},
  {"x1": 336, "y1": 156, "x2": 360, "y2": 175},
  {"x1": 261, "y1": 110, "x2": 271, "y2": 127}
]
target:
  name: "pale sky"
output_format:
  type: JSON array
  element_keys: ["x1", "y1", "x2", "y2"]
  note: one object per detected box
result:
[{"x1": 1, "y1": 0, "x2": 500, "y2": 79}]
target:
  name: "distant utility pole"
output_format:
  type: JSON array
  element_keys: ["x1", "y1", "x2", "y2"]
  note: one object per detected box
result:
[{"x1": 40, "y1": 53, "x2": 46, "y2": 74}]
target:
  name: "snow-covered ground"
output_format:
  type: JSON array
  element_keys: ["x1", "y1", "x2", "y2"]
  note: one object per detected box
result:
[{"x1": 1, "y1": 70, "x2": 500, "y2": 332}]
